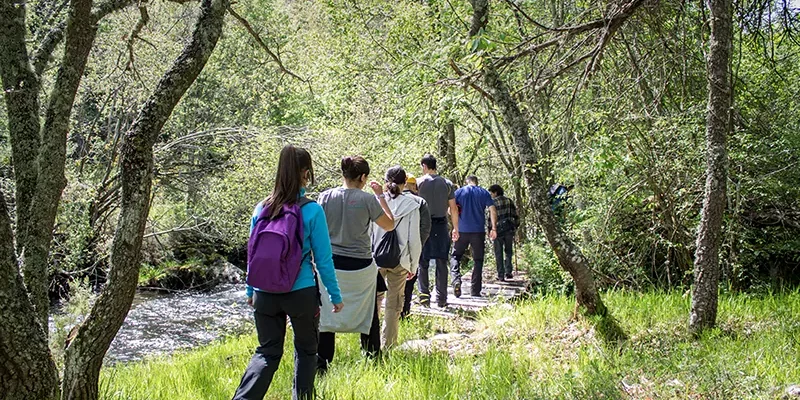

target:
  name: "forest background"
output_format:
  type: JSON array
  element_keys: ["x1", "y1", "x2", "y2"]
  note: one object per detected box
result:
[
  {"x1": 2, "y1": 0, "x2": 795, "y2": 296},
  {"x1": 0, "y1": 0, "x2": 799, "y2": 398}
]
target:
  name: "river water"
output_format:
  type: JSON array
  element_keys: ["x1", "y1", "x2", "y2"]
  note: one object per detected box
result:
[{"x1": 105, "y1": 284, "x2": 253, "y2": 363}]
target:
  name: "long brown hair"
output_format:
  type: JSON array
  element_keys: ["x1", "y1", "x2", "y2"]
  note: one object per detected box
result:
[{"x1": 264, "y1": 145, "x2": 314, "y2": 218}]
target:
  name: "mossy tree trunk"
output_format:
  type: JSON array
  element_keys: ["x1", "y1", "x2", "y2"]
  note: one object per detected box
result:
[
  {"x1": 690, "y1": 0, "x2": 733, "y2": 334},
  {"x1": 470, "y1": 0, "x2": 607, "y2": 316},
  {"x1": 482, "y1": 64, "x2": 607, "y2": 316},
  {"x1": 0, "y1": 193, "x2": 60, "y2": 400},
  {"x1": 61, "y1": 0, "x2": 229, "y2": 397},
  {"x1": 1, "y1": 0, "x2": 229, "y2": 397},
  {"x1": 438, "y1": 121, "x2": 459, "y2": 183}
]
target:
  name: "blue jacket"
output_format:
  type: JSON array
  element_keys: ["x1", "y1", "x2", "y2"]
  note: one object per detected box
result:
[{"x1": 245, "y1": 189, "x2": 342, "y2": 304}]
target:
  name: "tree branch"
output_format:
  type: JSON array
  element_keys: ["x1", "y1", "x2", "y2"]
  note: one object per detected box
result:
[
  {"x1": 125, "y1": 5, "x2": 150, "y2": 86},
  {"x1": 32, "y1": 21, "x2": 67, "y2": 76},
  {"x1": 0, "y1": 0, "x2": 42, "y2": 262},
  {"x1": 92, "y1": 0, "x2": 136, "y2": 21},
  {"x1": 227, "y1": 6, "x2": 307, "y2": 82},
  {"x1": 448, "y1": 59, "x2": 494, "y2": 101}
]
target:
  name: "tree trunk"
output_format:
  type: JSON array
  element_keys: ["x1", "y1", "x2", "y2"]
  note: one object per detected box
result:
[
  {"x1": 437, "y1": 121, "x2": 459, "y2": 183},
  {"x1": 468, "y1": 0, "x2": 605, "y2": 315},
  {"x1": 23, "y1": 0, "x2": 98, "y2": 331},
  {"x1": 511, "y1": 175, "x2": 528, "y2": 242},
  {"x1": 61, "y1": 0, "x2": 228, "y2": 397},
  {"x1": 0, "y1": 0, "x2": 42, "y2": 285},
  {"x1": 0, "y1": 192, "x2": 60, "y2": 400},
  {"x1": 483, "y1": 64, "x2": 607, "y2": 316},
  {"x1": 690, "y1": 0, "x2": 732, "y2": 334},
  {"x1": 468, "y1": 0, "x2": 488, "y2": 37}
]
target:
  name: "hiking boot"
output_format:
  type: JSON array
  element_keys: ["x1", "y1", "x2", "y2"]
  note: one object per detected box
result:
[
  {"x1": 437, "y1": 301, "x2": 448, "y2": 308},
  {"x1": 418, "y1": 293, "x2": 431, "y2": 307},
  {"x1": 453, "y1": 282, "x2": 462, "y2": 298},
  {"x1": 505, "y1": 273, "x2": 513, "y2": 280},
  {"x1": 497, "y1": 275, "x2": 505, "y2": 282}
]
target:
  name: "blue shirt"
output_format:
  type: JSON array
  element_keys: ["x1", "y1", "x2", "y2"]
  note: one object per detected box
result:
[
  {"x1": 454, "y1": 185, "x2": 494, "y2": 233},
  {"x1": 245, "y1": 189, "x2": 342, "y2": 304}
]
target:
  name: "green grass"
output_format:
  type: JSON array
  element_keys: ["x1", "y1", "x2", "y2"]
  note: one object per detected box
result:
[{"x1": 100, "y1": 291, "x2": 800, "y2": 399}]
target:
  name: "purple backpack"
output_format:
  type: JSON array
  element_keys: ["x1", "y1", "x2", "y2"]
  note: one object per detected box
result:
[{"x1": 247, "y1": 197, "x2": 313, "y2": 293}]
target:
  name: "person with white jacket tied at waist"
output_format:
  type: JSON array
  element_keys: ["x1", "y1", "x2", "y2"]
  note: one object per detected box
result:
[{"x1": 372, "y1": 166, "x2": 422, "y2": 348}]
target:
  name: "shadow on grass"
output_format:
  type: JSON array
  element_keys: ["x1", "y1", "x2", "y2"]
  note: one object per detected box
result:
[{"x1": 587, "y1": 312, "x2": 628, "y2": 345}]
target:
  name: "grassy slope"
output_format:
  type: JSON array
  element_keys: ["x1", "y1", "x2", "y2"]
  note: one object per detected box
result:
[{"x1": 100, "y1": 291, "x2": 800, "y2": 399}]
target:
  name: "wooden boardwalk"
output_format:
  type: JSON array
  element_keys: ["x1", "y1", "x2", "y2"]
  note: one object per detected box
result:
[{"x1": 407, "y1": 270, "x2": 529, "y2": 319}]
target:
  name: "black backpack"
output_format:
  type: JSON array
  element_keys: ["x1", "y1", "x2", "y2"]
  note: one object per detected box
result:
[{"x1": 374, "y1": 219, "x2": 402, "y2": 268}]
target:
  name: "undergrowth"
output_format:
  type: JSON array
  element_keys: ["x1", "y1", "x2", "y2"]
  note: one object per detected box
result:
[{"x1": 100, "y1": 291, "x2": 800, "y2": 399}]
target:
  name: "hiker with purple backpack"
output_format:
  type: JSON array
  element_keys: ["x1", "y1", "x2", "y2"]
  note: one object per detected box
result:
[
  {"x1": 233, "y1": 145, "x2": 343, "y2": 400},
  {"x1": 316, "y1": 156, "x2": 395, "y2": 373}
]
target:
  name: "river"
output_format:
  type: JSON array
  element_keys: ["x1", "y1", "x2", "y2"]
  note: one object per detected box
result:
[{"x1": 104, "y1": 284, "x2": 253, "y2": 363}]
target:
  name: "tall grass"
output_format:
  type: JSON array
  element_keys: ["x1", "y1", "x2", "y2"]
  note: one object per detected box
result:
[{"x1": 101, "y1": 291, "x2": 800, "y2": 399}]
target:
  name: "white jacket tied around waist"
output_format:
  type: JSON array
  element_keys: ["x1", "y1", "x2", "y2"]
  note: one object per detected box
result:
[{"x1": 371, "y1": 193, "x2": 422, "y2": 274}]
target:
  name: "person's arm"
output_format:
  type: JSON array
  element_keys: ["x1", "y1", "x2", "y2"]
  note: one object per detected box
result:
[
  {"x1": 407, "y1": 210, "x2": 422, "y2": 277},
  {"x1": 308, "y1": 205, "x2": 344, "y2": 312},
  {"x1": 245, "y1": 204, "x2": 261, "y2": 302},
  {"x1": 488, "y1": 205, "x2": 498, "y2": 240},
  {"x1": 448, "y1": 198, "x2": 460, "y2": 241},
  {"x1": 419, "y1": 199, "x2": 431, "y2": 244},
  {"x1": 370, "y1": 181, "x2": 395, "y2": 231}
]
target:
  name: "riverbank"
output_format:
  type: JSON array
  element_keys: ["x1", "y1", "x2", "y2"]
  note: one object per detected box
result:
[{"x1": 100, "y1": 291, "x2": 800, "y2": 399}]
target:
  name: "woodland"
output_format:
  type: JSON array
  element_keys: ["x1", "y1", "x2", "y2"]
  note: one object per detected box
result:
[{"x1": 1, "y1": 0, "x2": 799, "y2": 399}]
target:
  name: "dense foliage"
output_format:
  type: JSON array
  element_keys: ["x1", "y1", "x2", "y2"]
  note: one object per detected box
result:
[{"x1": 1, "y1": 0, "x2": 797, "y2": 297}]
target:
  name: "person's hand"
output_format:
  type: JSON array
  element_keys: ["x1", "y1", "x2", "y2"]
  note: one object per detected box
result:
[
  {"x1": 406, "y1": 271, "x2": 416, "y2": 280},
  {"x1": 333, "y1": 303, "x2": 344, "y2": 313},
  {"x1": 369, "y1": 181, "x2": 384, "y2": 196},
  {"x1": 246, "y1": 296, "x2": 254, "y2": 307},
  {"x1": 489, "y1": 229, "x2": 497, "y2": 240},
  {"x1": 452, "y1": 230, "x2": 460, "y2": 242}
]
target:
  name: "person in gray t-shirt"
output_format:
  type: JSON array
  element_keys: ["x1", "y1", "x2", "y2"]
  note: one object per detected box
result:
[
  {"x1": 415, "y1": 154, "x2": 460, "y2": 308},
  {"x1": 316, "y1": 155, "x2": 394, "y2": 372},
  {"x1": 318, "y1": 187, "x2": 384, "y2": 259}
]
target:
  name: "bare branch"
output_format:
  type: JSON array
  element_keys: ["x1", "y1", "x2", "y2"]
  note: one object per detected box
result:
[
  {"x1": 125, "y1": 5, "x2": 150, "y2": 87},
  {"x1": 92, "y1": 0, "x2": 135, "y2": 21},
  {"x1": 144, "y1": 219, "x2": 210, "y2": 238},
  {"x1": 448, "y1": 59, "x2": 495, "y2": 101},
  {"x1": 227, "y1": 6, "x2": 307, "y2": 83},
  {"x1": 32, "y1": 22, "x2": 67, "y2": 76}
]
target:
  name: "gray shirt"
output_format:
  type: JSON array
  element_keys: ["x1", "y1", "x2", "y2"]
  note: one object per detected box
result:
[
  {"x1": 318, "y1": 187, "x2": 384, "y2": 259},
  {"x1": 417, "y1": 174, "x2": 454, "y2": 218}
]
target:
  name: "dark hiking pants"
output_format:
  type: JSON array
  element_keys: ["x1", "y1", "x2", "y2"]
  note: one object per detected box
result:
[
  {"x1": 493, "y1": 231, "x2": 514, "y2": 277},
  {"x1": 402, "y1": 274, "x2": 417, "y2": 317},
  {"x1": 450, "y1": 232, "x2": 486, "y2": 296},
  {"x1": 232, "y1": 287, "x2": 319, "y2": 400},
  {"x1": 418, "y1": 218, "x2": 451, "y2": 305},
  {"x1": 418, "y1": 258, "x2": 449, "y2": 305}
]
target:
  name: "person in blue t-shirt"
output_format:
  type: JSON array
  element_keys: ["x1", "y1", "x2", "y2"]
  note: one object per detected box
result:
[{"x1": 451, "y1": 175, "x2": 497, "y2": 297}]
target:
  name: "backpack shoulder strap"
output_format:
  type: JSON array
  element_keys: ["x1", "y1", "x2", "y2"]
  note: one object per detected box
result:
[{"x1": 297, "y1": 196, "x2": 315, "y2": 208}]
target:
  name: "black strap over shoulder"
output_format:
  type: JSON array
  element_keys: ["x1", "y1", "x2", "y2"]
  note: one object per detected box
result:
[{"x1": 297, "y1": 196, "x2": 315, "y2": 208}]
